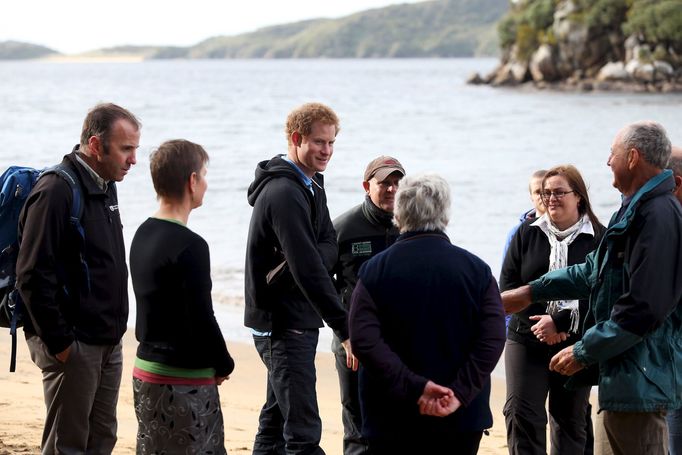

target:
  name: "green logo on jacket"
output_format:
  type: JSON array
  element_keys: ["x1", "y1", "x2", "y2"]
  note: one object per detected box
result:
[{"x1": 351, "y1": 241, "x2": 372, "y2": 256}]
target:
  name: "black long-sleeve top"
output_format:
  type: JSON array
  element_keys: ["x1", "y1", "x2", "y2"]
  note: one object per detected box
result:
[
  {"x1": 500, "y1": 218, "x2": 604, "y2": 348},
  {"x1": 130, "y1": 218, "x2": 234, "y2": 377}
]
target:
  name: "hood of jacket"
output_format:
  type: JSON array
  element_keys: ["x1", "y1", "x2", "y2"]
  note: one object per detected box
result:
[{"x1": 247, "y1": 155, "x2": 323, "y2": 207}]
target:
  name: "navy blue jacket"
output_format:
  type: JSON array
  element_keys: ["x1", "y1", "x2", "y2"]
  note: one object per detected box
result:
[{"x1": 349, "y1": 231, "x2": 506, "y2": 440}]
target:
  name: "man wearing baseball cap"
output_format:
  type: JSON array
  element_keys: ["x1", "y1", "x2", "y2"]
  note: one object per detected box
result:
[{"x1": 332, "y1": 155, "x2": 405, "y2": 454}]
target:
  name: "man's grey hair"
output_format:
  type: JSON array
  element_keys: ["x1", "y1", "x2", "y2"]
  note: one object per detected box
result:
[
  {"x1": 621, "y1": 121, "x2": 672, "y2": 169},
  {"x1": 394, "y1": 173, "x2": 450, "y2": 233}
]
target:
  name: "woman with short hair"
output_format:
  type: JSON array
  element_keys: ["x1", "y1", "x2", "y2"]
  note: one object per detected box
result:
[
  {"x1": 130, "y1": 139, "x2": 234, "y2": 455},
  {"x1": 349, "y1": 173, "x2": 506, "y2": 455}
]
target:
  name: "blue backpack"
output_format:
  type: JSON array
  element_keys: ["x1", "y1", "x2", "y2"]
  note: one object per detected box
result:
[{"x1": 0, "y1": 164, "x2": 86, "y2": 372}]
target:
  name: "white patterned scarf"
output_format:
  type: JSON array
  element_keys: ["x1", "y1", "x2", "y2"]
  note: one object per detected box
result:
[{"x1": 532, "y1": 213, "x2": 594, "y2": 333}]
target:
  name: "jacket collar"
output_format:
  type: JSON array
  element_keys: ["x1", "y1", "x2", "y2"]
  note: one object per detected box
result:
[
  {"x1": 361, "y1": 196, "x2": 394, "y2": 228},
  {"x1": 609, "y1": 170, "x2": 674, "y2": 232},
  {"x1": 396, "y1": 230, "x2": 450, "y2": 243},
  {"x1": 65, "y1": 147, "x2": 110, "y2": 196}
]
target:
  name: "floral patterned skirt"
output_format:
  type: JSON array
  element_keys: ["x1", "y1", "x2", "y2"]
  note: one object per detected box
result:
[{"x1": 133, "y1": 378, "x2": 227, "y2": 454}]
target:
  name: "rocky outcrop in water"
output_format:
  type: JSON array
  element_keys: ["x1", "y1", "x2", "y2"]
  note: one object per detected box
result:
[{"x1": 469, "y1": 0, "x2": 682, "y2": 92}]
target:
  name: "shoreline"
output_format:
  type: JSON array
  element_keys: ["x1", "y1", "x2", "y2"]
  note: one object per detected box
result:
[
  {"x1": 41, "y1": 54, "x2": 146, "y2": 63},
  {"x1": 0, "y1": 329, "x2": 511, "y2": 455}
]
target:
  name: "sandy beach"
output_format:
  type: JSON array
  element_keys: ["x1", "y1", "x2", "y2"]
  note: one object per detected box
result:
[{"x1": 0, "y1": 329, "x2": 510, "y2": 454}]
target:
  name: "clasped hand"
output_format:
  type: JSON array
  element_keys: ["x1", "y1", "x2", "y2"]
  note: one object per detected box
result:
[
  {"x1": 417, "y1": 380, "x2": 461, "y2": 417},
  {"x1": 529, "y1": 315, "x2": 568, "y2": 345}
]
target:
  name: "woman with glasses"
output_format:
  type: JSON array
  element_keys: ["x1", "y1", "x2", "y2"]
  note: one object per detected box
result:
[
  {"x1": 130, "y1": 140, "x2": 234, "y2": 455},
  {"x1": 500, "y1": 164, "x2": 605, "y2": 455}
]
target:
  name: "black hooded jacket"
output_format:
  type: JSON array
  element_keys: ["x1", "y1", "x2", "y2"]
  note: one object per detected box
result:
[{"x1": 244, "y1": 155, "x2": 348, "y2": 340}]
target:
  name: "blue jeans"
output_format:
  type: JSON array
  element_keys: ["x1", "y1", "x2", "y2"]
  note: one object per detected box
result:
[
  {"x1": 668, "y1": 407, "x2": 682, "y2": 455},
  {"x1": 253, "y1": 329, "x2": 324, "y2": 455}
]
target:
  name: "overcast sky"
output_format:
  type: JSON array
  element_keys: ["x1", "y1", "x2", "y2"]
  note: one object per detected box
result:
[{"x1": 1, "y1": 0, "x2": 424, "y2": 54}]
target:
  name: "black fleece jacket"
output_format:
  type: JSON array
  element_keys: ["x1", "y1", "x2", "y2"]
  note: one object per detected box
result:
[
  {"x1": 333, "y1": 196, "x2": 399, "y2": 310},
  {"x1": 500, "y1": 218, "x2": 604, "y2": 348},
  {"x1": 244, "y1": 155, "x2": 348, "y2": 340}
]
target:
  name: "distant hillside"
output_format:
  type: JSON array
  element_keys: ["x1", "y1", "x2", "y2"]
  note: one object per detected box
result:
[
  {"x1": 156, "y1": 0, "x2": 508, "y2": 59},
  {"x1": 0, "y1": 41, "x2": 59, "y2": 59},
  {"x1": 3, "y1": 0, "x2": 510, "y2": 60}
]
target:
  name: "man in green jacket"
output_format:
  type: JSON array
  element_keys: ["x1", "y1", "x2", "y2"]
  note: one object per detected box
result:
[{"x1": 502, "y1": 121, "x2": 682, "y2": 455}]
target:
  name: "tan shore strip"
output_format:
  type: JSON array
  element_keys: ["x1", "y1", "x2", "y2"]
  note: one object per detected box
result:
[
  {"x1": 0, "y1": 330, "x2": 509, "y2": 455},
  {"x1": 41, "y1": 55, "x2": 146, "y2": 63}
]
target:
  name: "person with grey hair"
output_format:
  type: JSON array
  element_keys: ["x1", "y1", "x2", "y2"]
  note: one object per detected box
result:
[
  {"x1": 502, "y1": 122, "x2": 682, "y2": 455},
  {"x1": 349, "y1": 174, "x2": 506, "y2": 454}
]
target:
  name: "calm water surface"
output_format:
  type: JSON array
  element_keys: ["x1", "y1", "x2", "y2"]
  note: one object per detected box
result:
[{"x1": 1, "y1": 58, "x2": 681, "y2": 344}]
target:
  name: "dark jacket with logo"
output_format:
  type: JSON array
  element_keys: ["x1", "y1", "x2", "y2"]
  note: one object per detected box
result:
[
  {"x1": 17, "y1": 148, "x2": 129, "y2": 355},
  {"x1": 333, "y1": 196, "x2": 399, "y2": 311},
  {"x1": 244, "y1": 155, "x2": 348, "y2": 340}
]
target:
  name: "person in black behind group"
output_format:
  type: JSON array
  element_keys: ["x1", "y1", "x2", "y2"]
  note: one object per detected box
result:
[
  {"x1": 130, "y1": 139, "x2": 234, "y2": 454},
  {"x1": 501, "y1": 165, "x2": 604, "y2": 455},
  {"x1": 349, "y1": 173, "x2": 506, "y2": 455},
  {"x1": 332, "y1": 155, "x2": 405, "y2": 455}
]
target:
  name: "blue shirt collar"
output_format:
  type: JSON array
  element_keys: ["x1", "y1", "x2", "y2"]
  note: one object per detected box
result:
[{"x1": 282, "y1": 156, "x2": 314, "y2": 193}]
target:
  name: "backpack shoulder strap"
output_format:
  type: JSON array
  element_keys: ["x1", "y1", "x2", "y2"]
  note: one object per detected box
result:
[
  {"x1": 40, "y1": 164, "x2": 84, "y2": 228},
  {"x1": 39, "y1": 164, "x2": 90, "y2": 293}
]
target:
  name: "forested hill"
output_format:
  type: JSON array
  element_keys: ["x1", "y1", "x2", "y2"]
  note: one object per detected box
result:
[
  {"x1": 1, "y1": 0, "x2": 510, "y2": 60},
  {"x1": 0, "y1": 41, "x2": 58, "y2": 59},
  {"x1": 179, "y1": 0, "x2": 508, "y2": 58}
]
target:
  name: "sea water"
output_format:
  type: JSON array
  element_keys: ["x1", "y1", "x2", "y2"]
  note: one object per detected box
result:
[{"x1": 1, "y1": 58, "x2": 681, "y2": 349}]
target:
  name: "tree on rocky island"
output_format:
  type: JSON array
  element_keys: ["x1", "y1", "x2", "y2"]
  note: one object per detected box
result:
[{"x1": 469, "y1": 0, "x2": 682, "y2": 92}]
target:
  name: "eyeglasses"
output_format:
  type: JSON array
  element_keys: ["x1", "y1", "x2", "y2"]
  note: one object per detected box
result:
[
  {"x1": 377, "y1": 180, "x2": 399, "y2": 189},
  {"x1": 541, "y1": 190, "x2": 574, "y2": 201}
]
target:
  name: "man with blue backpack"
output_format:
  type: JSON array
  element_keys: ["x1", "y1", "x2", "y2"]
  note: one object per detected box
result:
[{"x1": 14, "y1": 103, "x2": 140, "y2": 454}]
